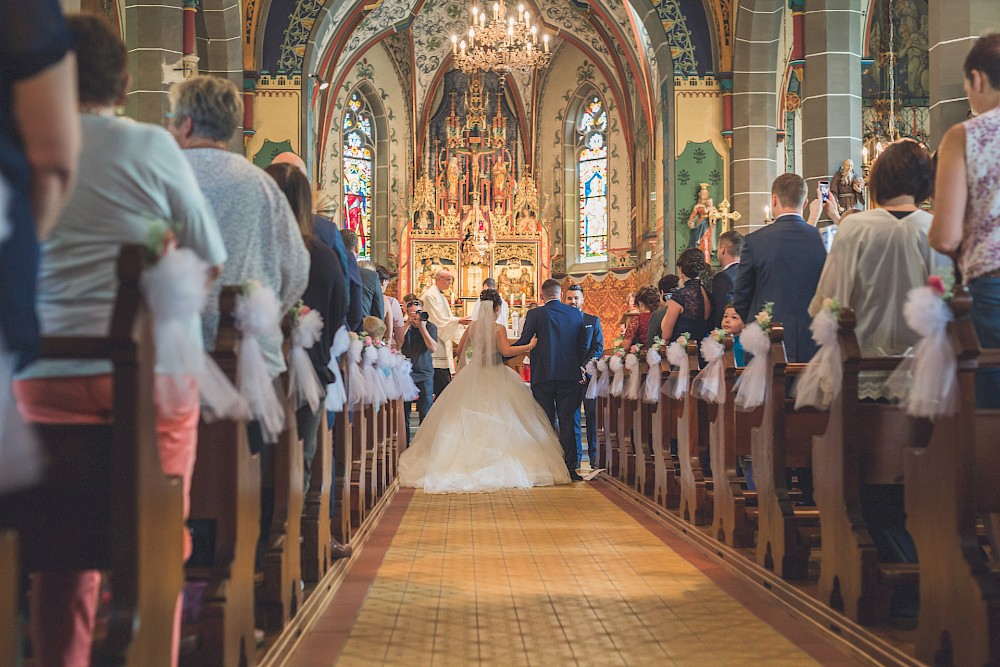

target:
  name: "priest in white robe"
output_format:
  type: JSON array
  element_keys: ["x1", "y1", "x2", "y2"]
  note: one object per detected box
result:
[{"x1": 420, "y1": 269, "x2": 469, "y2": 396}]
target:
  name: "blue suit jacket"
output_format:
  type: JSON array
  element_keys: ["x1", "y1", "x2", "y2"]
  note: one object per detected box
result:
[
  {"x1": 731, "y1": 214, "x2": 827, "y2": 362},
  {"x1": 312, "y1": 215, "x2": 364, "y2": 331},
  {"x1": 515, "y1": 299, "x2": 587, "y2": 385},
  {"x1": 710, "y1": 262, "x2": 739, "y2": 329},
  {"x1": 583, "y1": 312, "x2": 604, "y2": 362}
]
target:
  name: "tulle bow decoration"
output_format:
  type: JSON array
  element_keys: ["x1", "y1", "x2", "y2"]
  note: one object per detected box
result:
[
  {"x1": 288, "y1": 304, "x2": 326, "y2": 412},
  {"x1": 883, "y1": 285, "x2": 959, "y2": 419},
  {"x1": 624, "y1": 351, "x2": 642, "y2": 400},
  {"x1": 596, "y1": 358, "x2": 611, "y2": 397},
  {"x1": 377, "y1": 345, "x2": 400, "y2": 400},
  {"x1": 585, "y1": 359, "x2": 600, "y2": 400},
  {"x1": 362, "y1": 344, "x2": 387, "y2": 410},
  {"x1": 609, "y1": 354, "x2": 625, "y2": 397},
  {"x1": 734, "y1": 322, "x2": 770, "y2": 411},
  {"x1": 666, "y1": 335, "x2": 691, "y2": 399},
  {"x1": 142, "y1": 245, "x2": 246, "y2": 421},
  {"x1": 394, "y1": 355, "x2": 421, "y2": 402},
  {"x1": 235, "y1": 282, "x2": 286, "y2": 442},
  {"x1": 642, "y1": 347, "x2": 663, "y2": 403},
  {"x1": 795, "y1": 303, "x2": 842, "y2": 410},
  {"x1": 692, "y1": 332, "x2": 727, "y2": 404},
  {"x1": 346, "y1": 336, "x2": 368, "y2": 410},
  {"x1": 325, "y1": 327, "x2": 350, "y2": 413}
]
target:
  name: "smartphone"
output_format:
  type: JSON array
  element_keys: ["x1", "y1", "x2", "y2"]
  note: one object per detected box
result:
[{"x1": 819, "y1": 181, "x2": 831, "y2": 203}]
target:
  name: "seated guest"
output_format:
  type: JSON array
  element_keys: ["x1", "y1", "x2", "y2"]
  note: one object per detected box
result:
[
  {"x1": 810, "y1": 139, "x2": 951, "y2": 400},
  {"x1": 377, "y1": 264, "x2": 405, "y2": 348},
  {"x1": 646, "y1": 274, "x2": 680, "y2": 344},
  {"x1": 264, "y1": 163, "x2": 346, "y2": 494},
  {"x1": 400, "y1": 297, "x2": 438, "y2": 445},
  {"x1": 721, "y1": 303, "x2": 746, "y2": 367},
  {"x1": 660, "y1": 248, "x2": 712, "y2": 344},
  {"x1": 355, "y1": 255, "x2": 385, "y2": 320},
  {"x1": 13, "y1": 16, "x2": 226, "y2": 666},
  {"x1": 363, "y1": 315, "x2": 387, "y2": 341},
  {"x1": 622, "y1": 285, "x2": 661, "y2": 349}
]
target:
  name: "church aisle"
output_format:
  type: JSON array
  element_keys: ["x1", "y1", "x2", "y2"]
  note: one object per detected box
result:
[{"x1": 288, "y1": 485, "x2": 855, "y2": 666}]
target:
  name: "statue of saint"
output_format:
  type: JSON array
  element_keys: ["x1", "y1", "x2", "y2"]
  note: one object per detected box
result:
[
  {"x1": 492, "y1": 158, "x2": 508, "y2": 196},
  {"x1": 687, "y1": 183, "x2": 716, "y2": 263},
  {"x1": 515, "y1": 207, "x2": 538, "y2": 235},
  {"x1": 446, "y1": 156, "x2": 461, "y2": 201},
  {"x1": 830, "y1": 159, "x2": 865, "y2": 212}
]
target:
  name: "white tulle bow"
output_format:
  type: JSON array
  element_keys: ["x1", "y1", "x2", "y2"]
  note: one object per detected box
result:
[
  {"x1": 666, "y1": 341, "x2": 690, "y2": 399},
  {"x1": 692, "y1": 336, "x2": 726, "y2": 404},
  {"x1": 883, "y1": 286, "x2": 958, "y2": 418},
  {"x1": 642, "y1": 347, "x2": 662, "y2": 403},
  {"x1": 624, "y1": 353, "x2": 642, "y2": 400},
  {"x1": 377, "y1": 346, "x2": 400, "y2": 400},
  {"x1": 734, "y1": 322, "x2": 770, "y2": 411},
  {"x1": 585, "y1": 359, "x2": 599, "y2": 400},
  {"x1": 362, "y1": 344, "x2": 386, "y2": 411},
  {"x1": 347, "y1": 338, "x2": 367, "y2": 410},
  {"x1": 326, "y1": 327, "x2": 350, "y2": 413},
  {"x1": 596, "y1": 357, "x2": 610, "y2": 397},
  {"x1": 794, "y1": 309, "x2": 842, "y2": 410},
  {"x1": 609, "y1": 355, "x2": 625, "y2": 397},
  {"x1": 394, "y1": 354, "x2": 420, "y2": 402},
  {"x1": 287, "y1": 309, "x2": 325, "y2": 412},
  {"x1": 235, "y1": 285, "x2": 285, "y2": 441},
  {"x1": 142, "y1": 248, "x2": 246, "y2": 421}
]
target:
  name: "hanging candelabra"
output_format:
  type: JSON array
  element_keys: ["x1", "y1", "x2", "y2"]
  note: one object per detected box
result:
[{"x1": 452, "y1": 2, "x2": 552, "y2": 81}]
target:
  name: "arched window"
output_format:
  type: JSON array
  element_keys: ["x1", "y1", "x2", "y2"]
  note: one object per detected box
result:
[
  {"x1": 342, "y1": 91, "x2": 375, "y2": 261},
  {"x1": 576, "y1": 95, "x2": 609, "y2": 262}
]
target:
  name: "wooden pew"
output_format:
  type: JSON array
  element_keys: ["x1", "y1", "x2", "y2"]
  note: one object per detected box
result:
[
  {"x1": 616, "y1": 389, "x2": 637, "y2": 486},
  {"x1": 678, "y1": 341, "x2": 711, "y2": 526},
  {"x1": 904, "y1": 292, "x2": 1000, "y2": 666},
  {"x1": 0, "y1": 246, "x2": 183, "y2": 664},
  {"x1": 632, "y1": 362, "x2": 656, "y2": 497},
  {"x1": 349, "y1": 401, "x2": 368, "y2": 532},
  {"x1": 602, "y1": 389, "x2": 622, "y2": 478},
  {"x1": 813, "y1": 310, "x2": 927, "y2": 626},
  {"x1": 595, "y1": 393, "x2": 608, "y2": 470},
  {"x1": 708, "y1": 338, "x2": 757, "y2": 548},
  {"x1": 0, "y1": 531, "x2": 15, "y2": 666},
  {"x1": 332, "y1": 361, "x2": 353, "y2": 545},
  {"x1": 649, "y1": 360, "x2": 682, "y2": 510},
  {"x1": 186, "y1": 286, "x2": 259, "y2": 667},
  {"x1": 751, "y1": 324, "x2": 829, "y2": 580},
  {"x1": 301, "y1": 412, "x2": 333, "y2": 584},
  {"x1": 258, "y1": 367, "x2": 303, "y2": 632}
]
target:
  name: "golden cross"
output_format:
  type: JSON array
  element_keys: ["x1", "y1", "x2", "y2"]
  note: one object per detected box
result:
[{"x1": 710, "y1": 198, "x2": 742, "y2": 233}]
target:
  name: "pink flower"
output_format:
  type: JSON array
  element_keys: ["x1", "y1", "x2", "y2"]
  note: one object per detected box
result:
[
  {"x1": 928, "y1": 275, "x2": 946, "y2": 296},
  {"x1": 629, "y1": 345, "x2": 639, "y2": 354},
  {"x1": 615, "y1": 349, "x2": 624, "y2": 358},
  {"x1": 364, "y1": 336, "x2": 373, "y2": 346},
  {"x1": 299, "y1": 305, "x2": 311, "y2": 315}
]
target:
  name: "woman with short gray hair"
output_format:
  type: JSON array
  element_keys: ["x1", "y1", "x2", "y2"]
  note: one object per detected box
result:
[{"x1": 167, "y1": 74, "x2": 243, "y2": 143}]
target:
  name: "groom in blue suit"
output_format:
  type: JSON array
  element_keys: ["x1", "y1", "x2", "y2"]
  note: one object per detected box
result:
[{"x1": 515, "y1": 279, "x2": 589, "y2": 480}]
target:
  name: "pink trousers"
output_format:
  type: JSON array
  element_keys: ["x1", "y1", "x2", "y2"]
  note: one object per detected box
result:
[{"x1": 14, "y1": 375, "x2": 199, "y2": 667}]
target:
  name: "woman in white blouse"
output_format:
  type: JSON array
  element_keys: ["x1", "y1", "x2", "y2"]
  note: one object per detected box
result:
[{"x1": 809, "y1": 139, "x2": 952, "y2": 400}]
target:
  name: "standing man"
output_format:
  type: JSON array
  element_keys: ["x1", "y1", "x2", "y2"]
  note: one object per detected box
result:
[
  {"x1": 564, "y1": 284, "x2": 603, "y2": 469},
  {"x1": 471, "y1": 277, "x2": 510, "y2": 324},
  {"x1": 515, "y1": 279, "x2": 588, "y2": 480},
  {"x1": 710, "y1": 230, "x2": 743, "y2": 328},
  {"x1": 400, "y1": 296, "x2": 438, "y2": 444},
  {"x1": 732, "y1": 174, "x2": 826, "y2": 363},
  {"x1": 352, "y1": 253, "x2": 385, "y2": 322},
  {"x1": 420, "y1": 269, "x2": 469, "y2": 397}
]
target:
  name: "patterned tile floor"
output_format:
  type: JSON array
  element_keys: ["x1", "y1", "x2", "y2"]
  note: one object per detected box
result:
[{"x1": 289, "y1": 485, "x2": 857, "y2": 666}]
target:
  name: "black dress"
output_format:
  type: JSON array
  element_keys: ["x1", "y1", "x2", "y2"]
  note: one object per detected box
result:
[{"x1": 669, "y1": 278, "x2": 709, "y2": 343}]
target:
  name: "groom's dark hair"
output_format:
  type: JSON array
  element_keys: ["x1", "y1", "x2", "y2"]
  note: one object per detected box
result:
[{"x1": 541, "y1": 278, "x2": 562, "y2": 298}]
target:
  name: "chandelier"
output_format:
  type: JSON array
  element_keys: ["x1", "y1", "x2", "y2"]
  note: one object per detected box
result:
[{"x1": 451, "y1": 2, "x2": 551, "y2": 76}]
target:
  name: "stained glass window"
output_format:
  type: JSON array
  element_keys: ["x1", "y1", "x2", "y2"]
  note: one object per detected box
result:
[
  {"x1": 577, "y1": 96, "x2": 608, "y2": 262},
  {"x1": 343, "y1": 91, "x2": 375, "y2": 261}
]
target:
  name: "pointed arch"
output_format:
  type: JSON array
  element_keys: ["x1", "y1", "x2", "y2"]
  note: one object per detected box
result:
[{"x1": 341, "y1": 82, "x2": 390, "y2": 262}]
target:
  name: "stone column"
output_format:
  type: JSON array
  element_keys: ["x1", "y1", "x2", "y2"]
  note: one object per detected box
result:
[
  {"x1": 928, "y1": 0, "x2": 1000, "y2": 148},
  {"x1": 731, "y1": 0, "x2": 784, "y2": 235},
  {"x1": 123, "y1": 0, "x2": 184, "y2": 124},
  {"x1": 800, "y1": 0, "x2": 863, "y2": 199}
]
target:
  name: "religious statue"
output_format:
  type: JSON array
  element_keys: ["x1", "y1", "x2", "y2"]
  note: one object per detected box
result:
[
  {"x1": 709, "y1": 198, "x2": 742, "y2": 235},
  {"x1": 492, "y1": 158, "x2": 508, "y2": 196},
  {"x1": 515, "y1": 207, "x2": 538, "y2": 235},
  {"x1": 687, "y1": 183, "x2": 716, "y2": 263},
  {"x1": 415, "y1": 257, "x2": 440, "y2": 296},
  {"x1": 830, "y1": 159, "x2": 865, "y2": 212},
  {"x1": 446, "y1": 156, "x2": 461, "y2": 201},
  {"x1": 414, "y1": 209, "x2": 433, "y2": 232}
]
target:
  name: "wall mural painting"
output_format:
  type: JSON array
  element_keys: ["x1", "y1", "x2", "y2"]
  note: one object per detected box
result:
[{"x1": 674, "y1": 140, "x2": 723, "y2": 265}]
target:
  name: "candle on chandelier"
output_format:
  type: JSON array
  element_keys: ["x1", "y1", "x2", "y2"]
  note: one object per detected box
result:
[
  {"x1": 861, "y1": 145, "x2": 869, "y2": 166},
  {"x1": 493, "y1": 2, "x2": 499, "y2": 20},
  {"x1": 524, "y1": 10, "x2": 530, "y2": 27},
  {"x1": 518, "y1": 3, "x2": 524, "y2": 20},
  {"x1": 460, "y1": 39, "x2": 466, "y2": 56},
  {"x1": 469, "y1": 27, "x2": 475, "y2": 48},
  {"x1": 531, "y1": 25, "x2": 537, "y2": 43},
  {"x1": 480, "y1": 13, "x2": 486, "y2": 28},
  {"x1": 543, "y1": 33, "x2": 549, "y2": 53},
  {"x1": 472, "y1": 5, "x2": 478, "y2": 20},
  {"x1": 507, "y1": 26, "x2": 513, "y2": 46},
  {"x1": 451, "y1": 35, "x2": 458, "y2": 55}
]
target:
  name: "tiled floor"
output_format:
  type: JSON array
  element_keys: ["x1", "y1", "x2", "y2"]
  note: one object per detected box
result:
[{"x1": 289, "y1": 485, "x2": 856, "y2": 666}]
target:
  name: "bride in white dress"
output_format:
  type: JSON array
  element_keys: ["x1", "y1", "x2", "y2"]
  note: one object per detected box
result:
[{"x1": 398, "y1": 289, "x2": 572, "y2": 493}]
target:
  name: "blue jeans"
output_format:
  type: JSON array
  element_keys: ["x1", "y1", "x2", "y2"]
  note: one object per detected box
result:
[
  {"x1": 404, "y1": 377, "x2": 434, "y2": 445},
  {"x1": 969, "y1": 277, "x2": 1000, "y2": 408},
  {"x1": 532, "y1": 381, "x2": 582, "y2": 475}
]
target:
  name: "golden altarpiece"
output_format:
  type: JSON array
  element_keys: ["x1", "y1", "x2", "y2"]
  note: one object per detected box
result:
[{"x1": 399, "y1": 73, "x2": 548, "y2": 323}]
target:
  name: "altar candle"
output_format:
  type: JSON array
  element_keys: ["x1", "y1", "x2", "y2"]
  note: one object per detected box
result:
[
  {"x1": 764, "y1": 205, "x2": 770, "y2": 221},
  {"x1": 861, "y1": 145, "x2": 869, "y2": 166}
]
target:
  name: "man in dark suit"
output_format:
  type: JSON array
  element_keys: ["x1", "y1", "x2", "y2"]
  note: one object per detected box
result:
[
  {"x1": 515, "y1": 279, "x2": 589, "y2": 480},
  {"x1": 563, "y1": 284, "x2": 603, "y2": 469},
  {"x1": 732, "y1": 173, "x2": 826, "y2": 363},
  {"x1": 357, "y1": 259, "x2": 386, "y2": 320},
  {"x1": 340, "y1": 228, "x2": 384, "y2": 328},
  {"x1": 710, "y1": 230, "x2": 743, "y2": 329}
]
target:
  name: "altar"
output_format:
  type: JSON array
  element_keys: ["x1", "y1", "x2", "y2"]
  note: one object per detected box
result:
[{"x1": 399, "y1": 71, "x2": 548, "y2": 324}]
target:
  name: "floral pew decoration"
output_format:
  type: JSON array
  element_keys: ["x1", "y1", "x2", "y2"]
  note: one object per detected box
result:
[
  {"x1": 666, "y1": 332, "x2": 693, "y2": 399},
  {"x1": 624, "y1": 343, "x2": 644, "y2": 401},
  {"x1": 287, "y1": 301, "x2": 325, "y2": 412},
  {"x1": 325, "y1": 327, "x2": 351, "y2": 413},
  {"x1": 794, "y1": 298, "x2": 842, "y2": 410},
  {"x1": 235, "y1": 279, "x2": 286, "y2": 442},
  {"x1": 585, "y1": 359, "x2": 600, "y2": 400},
  {"x1": 884, "y1": 272, "x2": 959, "y2": 419},
  {"x1": 734, "y1": 302, "x2": 773, "y2": 411},
  {"x1": 692, "y1": 328, "x2": 727, "y2": 404},
  {"x1": 609, "y1": 344, "x2": 626, "y2": 397},
  {"x1": 642, "y1": 337, "x2": 666, "y2": 404}
]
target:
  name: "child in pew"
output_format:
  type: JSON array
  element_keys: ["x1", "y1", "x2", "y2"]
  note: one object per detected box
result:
[
  {"x1": 363, "y1": 316, "x2": 387, "y2": 341},
  {"x1": 721, "y1": 303, "x2": 755, "y2": 491}
]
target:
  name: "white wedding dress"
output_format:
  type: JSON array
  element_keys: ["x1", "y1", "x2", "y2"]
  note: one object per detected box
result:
[{"x1": 398, "y1": 303, "x2": 571, "y2": 493}]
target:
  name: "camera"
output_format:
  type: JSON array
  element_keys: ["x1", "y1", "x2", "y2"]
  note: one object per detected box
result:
[{"x1": 419, "y1": 311, "x2": 429, "y2": 322}]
